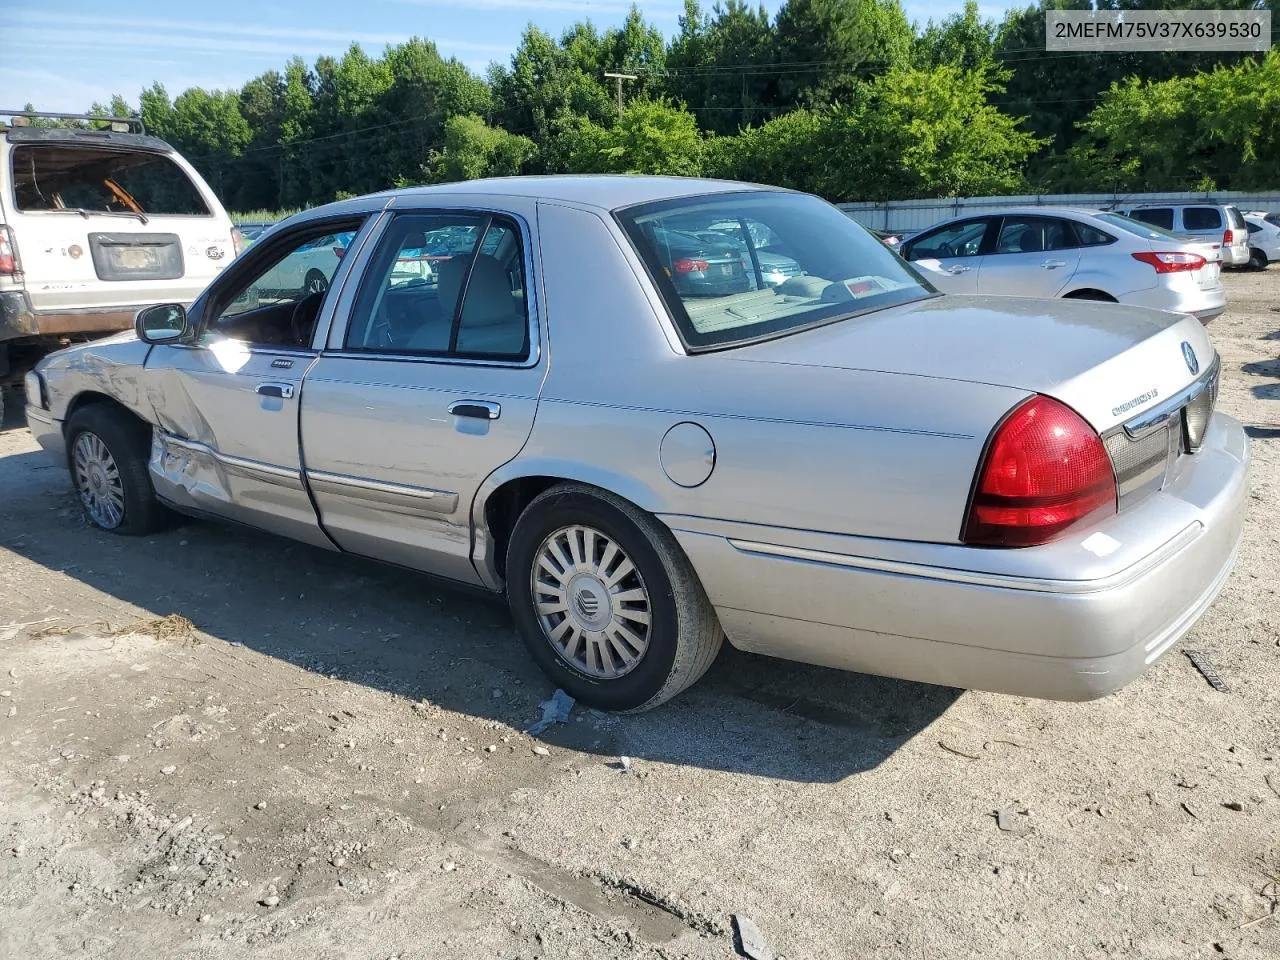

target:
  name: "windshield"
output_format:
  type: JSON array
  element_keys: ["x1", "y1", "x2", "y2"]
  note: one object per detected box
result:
[
  {"x1": 1096, "y1": 212, "x2": 1185, "y2": 242},
  {"x1": 617, "y1": 192, "x2": 932, "y2": 351},
  {"x1": 11, "y1": 144, "x2": 211, "y2": 216}
]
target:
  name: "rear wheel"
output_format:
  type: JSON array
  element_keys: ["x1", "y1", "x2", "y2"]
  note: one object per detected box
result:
[
  {"x1": 65, "y1": 405, "x2": 168, "y2": 535},
  {"x1": 1249, "y1": 249, "x2": 1269, "y2": 270},
  {"x1": 506, "y1": 484, "x2": 723, "y2": 712}
]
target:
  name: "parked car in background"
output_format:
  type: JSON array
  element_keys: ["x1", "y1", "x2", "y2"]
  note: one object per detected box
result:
[
  {"x1": 234, "y1": 222, "x2": 275, "y2": 248},
  {"x1": 900, "y1": 208, "x2": 1225, "y2": 322},
  {"x1": 25, "y1": 177, "x2": 1248, "y2": 713},
  {"x1": 246, "y1": 231, "x2": 355, "y2": 302},
  {"x1": 1243, "y1": 213, "x2": 1280, "y2": 270},
  {"x1": 0, "y1": 108, "x2": 237, "y2": 421},
  {"x1": 1116, "y1": 203, "x2": 1250, "y2": 267},
  {"x1": 873, "y1": 229, "x2": 903, "y2": 249}
]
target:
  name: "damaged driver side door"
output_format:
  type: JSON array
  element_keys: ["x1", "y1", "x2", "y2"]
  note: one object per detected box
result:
[{"x1": 143, "y1": 216, "x2": 374, "y2": 549}]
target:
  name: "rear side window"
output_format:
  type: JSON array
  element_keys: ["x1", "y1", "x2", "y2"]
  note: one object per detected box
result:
[
  {"x1": 1129, "y1": 208, "x2": 1174, "y2": 230},
  {"x1": 1071, "y1": 222, "x2": 1115, "y2": 246},
  {"x1": 1246, "y1": 221, "x2": 1261, "y2": 235},
  {"x1": 1267, "y1": 213, "x2": 1280, "y2": 227},
  {"x1": 1183, "y1": 207, "x2": 1222, "y2": 231},
  {"x1": 11, "y1": 144, "x2": 211, "y2": 216}
]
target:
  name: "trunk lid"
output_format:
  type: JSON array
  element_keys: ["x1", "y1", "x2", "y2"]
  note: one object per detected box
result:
[{"x1": 728, "y1": 294, "x2": 1214, "y2": 433}]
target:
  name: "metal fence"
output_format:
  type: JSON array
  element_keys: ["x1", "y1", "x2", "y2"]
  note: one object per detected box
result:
[{"x1": 838, "y1": 191, "x2": 1280, "y2": 235}]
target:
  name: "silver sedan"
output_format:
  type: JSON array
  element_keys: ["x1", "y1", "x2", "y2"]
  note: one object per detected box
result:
[
  {"x1": 900, "y1": 207, "x2": 1227, "y2": 322},
  {"x1": 24, "y1": 178, "x2": 1249, "y2": 711}
]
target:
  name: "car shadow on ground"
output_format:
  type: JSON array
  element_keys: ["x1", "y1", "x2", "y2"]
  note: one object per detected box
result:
[{"x1": 0, "y1": 444, "x2": 960, "y2": 785}]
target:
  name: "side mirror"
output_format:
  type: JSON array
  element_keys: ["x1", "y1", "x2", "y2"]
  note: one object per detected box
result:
[{"x1": 135, "y1": 303, "x2": 190, "y2": 344}]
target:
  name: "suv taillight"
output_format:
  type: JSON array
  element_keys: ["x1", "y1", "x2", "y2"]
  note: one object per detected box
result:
[
  {"x1": 1131, "y1": 251, "x2": 1205, "y2": 273},
  {"x1": 1223, "y1": 229, "x2": 1235, "y2": 245},
  {"x1": 0, "y1": 225, "x2": 17, "y2": 275},
  {"x1": 963, "y1": 396, "x2": 1116, "y2": 547}
]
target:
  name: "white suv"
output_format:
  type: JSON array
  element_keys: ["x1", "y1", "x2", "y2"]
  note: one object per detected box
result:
[
  {"x1": 0, "y1": 110, "x2": 237, "y2": 420},
  {"x1": 1116, "y1": 203, "x2": 1251, "y2": 267}
]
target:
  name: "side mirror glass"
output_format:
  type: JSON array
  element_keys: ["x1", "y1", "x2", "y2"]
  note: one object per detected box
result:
[{"x1": 135, "y1": 303, "x2": 189, "y2": 344}]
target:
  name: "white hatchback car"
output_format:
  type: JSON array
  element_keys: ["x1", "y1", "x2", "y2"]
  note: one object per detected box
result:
[
  {"x1": 0, "y1": 109, "x2": 237, "y2": 420},
  {"x1": 1244, "y1": 213, "x2": 1280, "y2": 269},
  {"x1": 900, "y1": 208, "x2": 1226, "y2": 322}
]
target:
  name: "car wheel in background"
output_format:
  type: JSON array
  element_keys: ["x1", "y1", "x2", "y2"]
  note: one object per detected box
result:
[
  {"x1": 505, "y1": 483, "x2": 723, "y2": 712},
  {"x1": 65, "y1": 405, "x2": 169, "y2": 535},
  {"x1": 1249, "y1": 249, "x2": 1269, "y2": 270},
  {"x1": 304, "y1": 269, "x2": 329, "y2": 295}
]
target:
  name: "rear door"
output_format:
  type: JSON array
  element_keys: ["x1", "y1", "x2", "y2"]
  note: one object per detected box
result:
[
  {"x1": 300, "y1": 204, "x2": 545, "y2": 586},
  {"x1": 977, "y1": 215, "x2": 1082, "y2": 298},
  {"x1": 900, "y1": 218, "x2": 991, "y2": 293},
  {"x1": 3, "y1": 136, "x2": 233, "y2": 315}
]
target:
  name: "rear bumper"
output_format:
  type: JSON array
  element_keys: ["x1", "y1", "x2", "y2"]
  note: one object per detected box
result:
[
  {"x1": 1223, "y1": 246, "x2": 1251, "y2": 266},
  {"x1": 1119, "y1": 284, "x2": 1226, "y2": 324},
  {"x1": 1, "y1": 291, "x2": 143, "y2": 342},
  {"x1": 667, "y1": 413, "x2": 1250, "y2": 701}
]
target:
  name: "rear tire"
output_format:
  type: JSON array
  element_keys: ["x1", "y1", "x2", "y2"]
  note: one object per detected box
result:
[
  {"x1": 1250, "y1": 249, "x2": 1269, "y2": 270},
  {"x1": 506, "y1": 484, "x2": 723, "y2": 712},
  {"x1": 65, "y1": 405, "x2": 169, "y2": 535}
]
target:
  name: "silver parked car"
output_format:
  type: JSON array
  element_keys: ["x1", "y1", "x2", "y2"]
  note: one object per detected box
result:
[
  {"x1": 900, "y1": 208, "x2": 1226, "y2": 322},
  {"x1": 1116, "y1": 203, "x2": 1251, "y2": 267},
  {"x1": 25, "y1": 178, "x2": 1249, "y2": 711}
]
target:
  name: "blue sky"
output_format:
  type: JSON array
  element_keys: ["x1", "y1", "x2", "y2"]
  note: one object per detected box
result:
[{"x1": 4, "y1": 0, "x2": 1017, "y2": 114}]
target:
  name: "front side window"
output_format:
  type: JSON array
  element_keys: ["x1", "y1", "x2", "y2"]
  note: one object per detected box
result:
[
  {"x1": 344, "y1": 213, "x2": 529, "y2": 361},
  {"x1": 617, "y1": 192, "x2": 932, "y2": 352},
  {"x1": 994, "y1": 216, "x2": 1073, "y2": 254},
  {"x1": 907, "y1": 219, "x2": 989, "y2": 260},
  {"x1": 206, "y1": 222, "x2": 362, "y2": 348},
  {"x1": 11, "y1": 144, "x2": 210, "y2": 216},
  {"x1": 1129, "y1": 208, "x2": 1175, "y2": 230},
  {"x1": 1183, "y1": 207, "x2": 1222, "y2": 231}
]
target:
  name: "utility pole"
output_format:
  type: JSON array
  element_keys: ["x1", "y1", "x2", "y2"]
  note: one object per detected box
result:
[{"x1": 603, "y1": 71, "x2": 637, "y2": 114}]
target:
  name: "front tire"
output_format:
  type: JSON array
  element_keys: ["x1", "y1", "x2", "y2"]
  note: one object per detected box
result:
[
  {"x1": 506, "y1": 484, "x2": 723, "y2": 712},
  {"x1": 65, "y1": 405, "x2": 168, "y2": 535}
]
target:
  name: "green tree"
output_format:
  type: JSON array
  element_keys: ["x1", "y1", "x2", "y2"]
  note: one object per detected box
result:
[
  {"x1": 426, "y1": 113, "x2": 535, "y2": 183},
  {"x1": 913, "y1": 0, "x2": 995, "y2": 70},
  {"x1": 821, "y1": 63, "x2": 1047, "y2": 200},
  {"x1": 704, "y1": 108, "x2": 826, "y2": 192},
  {"x1": 561, "y1": 99, "x2": 704, "y2": 175},
  {"x1": 774, "y1": 0, "x2": 913, "y2": 106}
]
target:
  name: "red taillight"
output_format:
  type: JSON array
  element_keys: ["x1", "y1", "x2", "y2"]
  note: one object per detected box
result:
[
  {"x1": 1131, "y1": 251, "x2": 1205, "y2": 273},
  {"x1": 0, "y1": 225, "x2": 18, "y2": 274},
  {"x1": 673, "y1": 258, "x2": 709, "y2": 273},
  {"x1": 1223, "y1": 229, "x2": 1234, "y2": 245},
  {"x1": 963, "y1": 396, "x2": 1116, "y2": 547},
  {"x1": 333, "y1": 246, "x2": 346, "y2": 259}
]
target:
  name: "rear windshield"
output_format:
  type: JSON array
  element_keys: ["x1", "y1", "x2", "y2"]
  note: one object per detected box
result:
[
  {"x1": 1097, "y1": 212, "x2": 1184, "y2": 242},
  {"x1": 1127, "y1": 207, "x2": 1174, "y2": 230},
  {"x1": 1226, "y1": 206, "x2": 1247, "y2": 229},
  {"x1": 616, "y1": 192, "x2": 933, "y2": 351},
  {"x1": 11, "y1": 144, "x2": 211, "y2": 216},
  {"x1": 1267, "y1": 213, "x2": 1280, "y2": 227}
]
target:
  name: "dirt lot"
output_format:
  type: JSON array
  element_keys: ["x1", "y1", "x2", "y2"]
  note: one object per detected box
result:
[{"x1": 2, "y1": 272, "x2": 1279, "y2": 960}]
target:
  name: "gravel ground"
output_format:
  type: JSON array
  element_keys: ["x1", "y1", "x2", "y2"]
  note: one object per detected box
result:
[{"x1": 1, "y1": 271, "x2": 1278, "y2": 960}]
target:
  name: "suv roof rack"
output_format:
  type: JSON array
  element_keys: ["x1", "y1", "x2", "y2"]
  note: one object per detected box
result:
[{"x1": 0, "y1": 108, "x2": 145, "y2": 135}]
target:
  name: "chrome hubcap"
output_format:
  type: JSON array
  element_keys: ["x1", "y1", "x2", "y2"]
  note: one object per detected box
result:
[
  {"x1": 73, "y1": 431, "x2": 125, "y2": 529},
  {"x1": 531, "y1": 525, "x2": 652, "y2": 679}
]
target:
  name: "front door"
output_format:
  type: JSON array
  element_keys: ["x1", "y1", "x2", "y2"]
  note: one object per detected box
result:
[
  {"x1": 144, "y1": 217, "x2": 370, "y2": 549},
  {"x1": 901, "y1": 218, "x2": 989, "y2": 294},
  {"x1": 300, "y1": 207, "x2": 545, "y2": 585},
  {"x1": 977, "y1": 215, "x2": 1081, "y2": 298}
]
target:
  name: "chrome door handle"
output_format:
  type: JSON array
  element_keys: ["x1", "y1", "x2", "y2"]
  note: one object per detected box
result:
[
  {"x1": 448, "y1": 400, "x2": 501, "y2": 420},
  {"x1": 256, "y1": 382, "x2": 295, "y2": 399},
  {"x1": 1042, "y1": 259, "x2": 1067, "y2": 269},
  {"x1": 946, "y1": 264, "x2": 971, "y2": 274}
]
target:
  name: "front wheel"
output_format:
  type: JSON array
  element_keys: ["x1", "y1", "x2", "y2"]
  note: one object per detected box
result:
[
  {"x1": 65, "y1": 405, "x2": 169, "y2": 535},
  {"x1": 506, "y1": 484, "x2": 723, "y2": 712}
]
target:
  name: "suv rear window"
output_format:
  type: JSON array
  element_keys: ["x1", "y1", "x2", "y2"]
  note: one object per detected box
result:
[
  {"x1": 11, "y1": 144, "x2": 211, "y2": 216},
  {"x1": 1183, "y1": 207, "x2": 1222, "y2": 231},
  {"x1": 617, "y1": 192, "x2": 933, "y2": 352},
  {"x1": 1128, "y1": 208, "x2": 1174, "y2": 230},
  {"x1": 1227, "y1": 206, "x2": 1247, "y2": 229}
]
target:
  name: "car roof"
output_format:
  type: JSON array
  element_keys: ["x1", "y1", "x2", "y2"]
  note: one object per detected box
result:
[
  {"x1": 375, "y1": 175, "x2": 776, "y2": 212},
  {"x1": 1123, "y1": 201, "x2": 1237, "y2": 209},
  {"x1": 3, "y1": 126, "x2": 174, "y2": 153}
]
